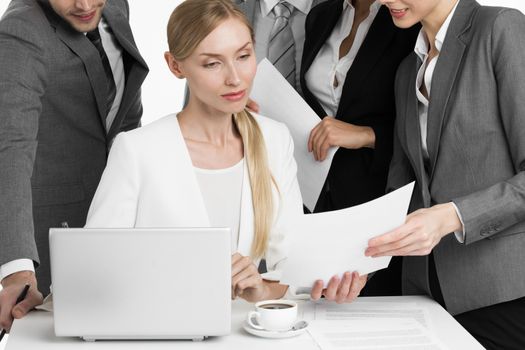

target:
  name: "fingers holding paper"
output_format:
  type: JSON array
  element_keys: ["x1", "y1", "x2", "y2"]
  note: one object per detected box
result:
[
  {"x1": 366, "y1": 203, "x2": 463, "y2": 257},
  {"x1": 307, "y1": 117, "x2": 376, "y2": 161},
  {"x1": 310, "y1": 272, "x2": 367, "y2": 304}
]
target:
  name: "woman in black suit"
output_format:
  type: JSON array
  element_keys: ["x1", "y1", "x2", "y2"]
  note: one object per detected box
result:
[{"x1": 302, "y1": 0, "x2": 418, "y2": 296}]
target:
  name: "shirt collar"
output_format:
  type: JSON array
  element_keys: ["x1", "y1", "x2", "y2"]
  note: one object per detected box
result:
[
  {"x1": 343, "y1": 0, "x2": 381, "y2": 14},
  {"x1": 413, "y1": 0, "x2": 460, "y2": 59},
  {"x1": 261, "y1": 0, "x2": 313, "y2": 17}
]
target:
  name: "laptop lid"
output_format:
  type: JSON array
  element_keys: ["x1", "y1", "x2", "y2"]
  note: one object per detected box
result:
[{"x1": 49, "y1": 228, "x2": 231, "y2": 340}]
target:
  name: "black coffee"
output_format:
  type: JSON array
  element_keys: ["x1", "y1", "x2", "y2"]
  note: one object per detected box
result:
[{"x1": 260, "y1": 303, "x2": 293, "y2": 310}]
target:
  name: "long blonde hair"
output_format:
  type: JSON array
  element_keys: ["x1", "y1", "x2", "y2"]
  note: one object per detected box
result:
[{"x1": 167, "y1": 0, "x2": 275, "y2": 258}]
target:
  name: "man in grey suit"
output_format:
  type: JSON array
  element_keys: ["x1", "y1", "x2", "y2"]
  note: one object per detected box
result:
[
  {"x1": 0, "y1": 0, "x2": 147, "y2": 332},
  {"x1": 367, "y1": 0, "x2": 525, "y2": 347},
  {"x1": 234, "y1": 0, "x2": 325, "y2": 95}
]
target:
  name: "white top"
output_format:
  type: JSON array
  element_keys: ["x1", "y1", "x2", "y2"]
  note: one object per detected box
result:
[
  {"x1": 85, "y1": 113, "x2": 304, "y2": 282},
  {"x1": 195, "y1": 159, "x2": 244, "y2": 252},
  {"x1": 0, "y1": 17, "x2": 125, "y2": 282},
  {"x1": 413, "y1": 0, "x2": 465, "y2": 241},
  {"x1": 305, "y1": 0, "x2": 381, "y2": 117},
  {"x1": 254, "y1": 0, "x2": 315, "y2": 94}
]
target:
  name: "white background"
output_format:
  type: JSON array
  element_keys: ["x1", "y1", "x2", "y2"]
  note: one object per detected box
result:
[{"x1": 0, "y1": 0, "x2": 524, "y2": 348}]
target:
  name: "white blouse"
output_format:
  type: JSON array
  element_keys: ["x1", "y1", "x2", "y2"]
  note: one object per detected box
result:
[
  {"x1": 194, "y1": 159, "x2": 244, "y2": 252},
  {"x1": 305, "y1": 0, "x2": 381, "y2": 117}
]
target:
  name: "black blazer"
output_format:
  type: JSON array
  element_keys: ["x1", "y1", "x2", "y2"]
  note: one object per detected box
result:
[{"x1": 301, "y1": 0, "x2": 419, "y2": 211}]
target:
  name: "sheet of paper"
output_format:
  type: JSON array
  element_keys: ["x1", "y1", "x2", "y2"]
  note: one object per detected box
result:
[
  {"x1": 280, "y1": 182, "x2": 414, "y2": 288},
  {"x1": 307, "y1": 318, "x2": 446, "y2": 350},
  {"x1": 312, "y1": 301, "x2": 431, "y2": 329},
  {"x1": 251, "y1": 58, "x2": 337, "y2": 211}
]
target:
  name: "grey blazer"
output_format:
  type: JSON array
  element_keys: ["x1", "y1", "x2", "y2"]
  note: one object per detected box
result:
[
  {"x1": 388, "y1": 0, "x2": 525, "y2": 315},
  {"x1": 0, "y1": 0, "x2": 148, "y2": 294}
]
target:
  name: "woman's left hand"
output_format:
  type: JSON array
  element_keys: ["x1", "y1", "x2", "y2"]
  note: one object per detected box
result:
[
  {"x1": 310, "y1": 271, "x2": 367, "y2": 304},
  {"x1": 308, "y1": 117, "x2": 375, "y2": 161},
  {"x1": 231, "y1": 253, "x2": 266, "y2": 302}
]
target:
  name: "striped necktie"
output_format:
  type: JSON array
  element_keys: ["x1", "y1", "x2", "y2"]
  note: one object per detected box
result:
[{"x1": 268, "y1": 1, "x2": 296, "y2": 87}]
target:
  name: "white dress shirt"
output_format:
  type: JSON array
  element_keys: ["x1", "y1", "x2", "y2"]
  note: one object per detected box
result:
[
  {"x1": 254, "y1": 0, "x2": 314, "y2": 93},
  {"x1": 413, "y1": 0, "x2": 465, "y2": 242},
  {"x1": 195, "y1": 159, "x2": 244, "y2": 252},
  {"x1": 0, "y1": 17, "x2": 125, "y2": 282},
  {"x1": 305, "y1": 0, "x2": 381, "y2": 117}
]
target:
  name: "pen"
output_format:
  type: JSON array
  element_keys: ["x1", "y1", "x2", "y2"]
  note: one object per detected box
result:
[{"x1": 0, "y1": 284, "x2": 30, "y2": 342}]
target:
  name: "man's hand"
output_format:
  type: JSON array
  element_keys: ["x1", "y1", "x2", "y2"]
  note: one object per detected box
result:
[
  {"x1": 308, "y1": 117, "x2": 376, "y2": 161},
  {"x1": 0, "y1": 271, "x2": 43, "y2": 332},
  {"x1": 310, "y1": 271, "x2": 367, "y2": 304},
  {"x1": 366, "y1": 203, "x2": 463, "y2": 257}
]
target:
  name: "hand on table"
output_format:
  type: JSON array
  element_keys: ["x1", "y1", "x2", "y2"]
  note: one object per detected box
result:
[
  {"x1": 0, "y1": 271, "x2": 43, "y2": 332},
  {"x1": 308, "y1": 116, "x2": 376, "y2": 161},
  {"x1": 231, "y1": 253, "x2": 266, "y2": 303},
  {"x1": 366, "y1": 203, "x2": 463, "y2": 257},
  {"x1": 310, "y1": 271, "x2": 367, "y2": 304}
]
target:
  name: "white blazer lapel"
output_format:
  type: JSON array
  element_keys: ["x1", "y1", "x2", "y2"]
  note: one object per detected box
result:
[
  {"x1": 168, "y1": 116, "x2": 210, "y2": 227},
  {"x1": 236, "y1": 160, "x2": 254, "y2": 256}
]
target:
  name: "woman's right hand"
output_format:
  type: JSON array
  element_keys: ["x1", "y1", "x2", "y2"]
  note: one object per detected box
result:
[
  {"x1": 308, "y1": 116, "x2": 376, "y2": 161},
  {"x1": 231, "y1": 253, "x2": 267, "y2": 302},
  {"x1": 310, "y1": 271, "x2": 367, "y2": 304}
]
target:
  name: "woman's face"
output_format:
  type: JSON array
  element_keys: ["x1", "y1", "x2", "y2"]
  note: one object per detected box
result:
[
  {"x1": 379, "y1": 0, "x2": 442, "y2": 28},
  {"x1": 168, "y1": 17, "x2": 256, "y2": 115}
]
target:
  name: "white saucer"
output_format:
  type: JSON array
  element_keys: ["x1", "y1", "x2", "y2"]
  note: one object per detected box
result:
[{"x1": 242, "y1": 320, "x2": 308, "y2": 339}]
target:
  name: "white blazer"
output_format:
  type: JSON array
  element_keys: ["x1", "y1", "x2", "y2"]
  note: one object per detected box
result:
[{"x1": 85, "y1": 113, "x2": 303, "y2": 280}]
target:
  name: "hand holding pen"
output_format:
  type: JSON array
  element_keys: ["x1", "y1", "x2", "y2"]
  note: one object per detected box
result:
[{"x1": 0, "y1": 271, "x2": 43, "y2": 338}]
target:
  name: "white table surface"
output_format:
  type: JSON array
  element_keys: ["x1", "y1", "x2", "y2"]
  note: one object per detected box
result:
[{"x1": 5, "y1": 296, "x2": 483, "y2": 350}]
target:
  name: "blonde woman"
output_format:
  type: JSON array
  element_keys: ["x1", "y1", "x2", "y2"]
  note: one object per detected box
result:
[{"x1": 85, "y1": 0, "x2": 302, "y2": 302}]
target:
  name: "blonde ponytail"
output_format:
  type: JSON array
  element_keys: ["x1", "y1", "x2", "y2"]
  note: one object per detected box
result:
[{"x1": 233, "y1": 110, "x2": 276, "y2": 258}]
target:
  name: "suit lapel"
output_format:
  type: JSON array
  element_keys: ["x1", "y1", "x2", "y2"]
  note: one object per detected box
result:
[
  {"x1": 236, "y1": 161, "x2": 255, "y2": 256},
  {"x1": 427, "y1": 0, "x2": 479, "y2": 181},
  {"x1": 336, "y1": 6, "x2": 394, "y2": 119},
  {"x1": 171, "y1": 116, "x2": 211, "y2": 226},
  {"x1": 103, "y1": 3, "x2": 148, "y2": 138},
  {"x1": 102, "y1": 4, "x2": 147, "y2": 69},
  {"x1": 404, "y1": 54, "x2": 432, "y2": 207},
  {"x1": 40, "y1": 2, "x2": 109, "y2": 129}
]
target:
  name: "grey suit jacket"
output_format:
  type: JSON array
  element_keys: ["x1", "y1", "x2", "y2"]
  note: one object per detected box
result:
[
  {"x1": 0, "y1": 0, "x2": 148, "y2": 294},
  {"x1": 388, "y1": 0, "x2": 525, "y2": 315},
  {"x1": 234, "y1": 0, "x2": 326, "y2": 27}
]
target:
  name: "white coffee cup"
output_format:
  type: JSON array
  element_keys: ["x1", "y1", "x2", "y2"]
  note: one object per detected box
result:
[{"x1": 247, "y1": 300, "x2": 298, "y2": 332}]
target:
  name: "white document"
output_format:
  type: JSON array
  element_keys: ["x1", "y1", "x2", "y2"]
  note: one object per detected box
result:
[
  {"x1": 250, "y1": 58, "x2": 337, "y2": 211},
  {"x1": 307, "y1": 318, "x2": 446, "y2": 350},
  {"x1": 312, "y1": 301, "x2": 431, "y2": 329},
  {"x1": 280, "y1": 182, "x2": 414, "y2": 288}
]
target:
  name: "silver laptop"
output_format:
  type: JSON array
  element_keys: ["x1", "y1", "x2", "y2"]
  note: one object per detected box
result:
[{"x1": 49, "y1": 228, "x2": 231, "y2": 341}]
